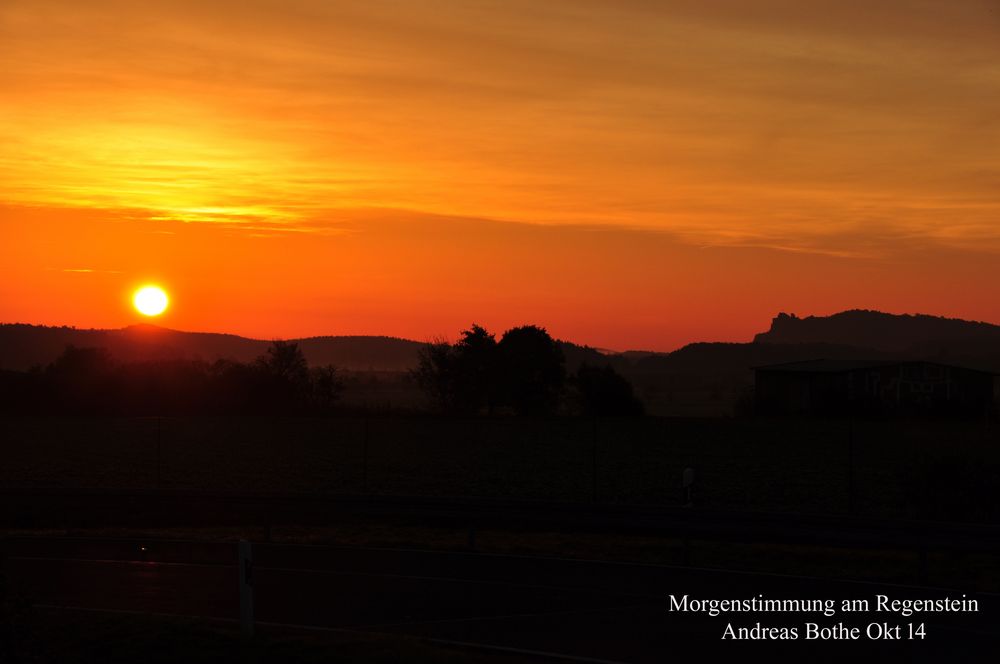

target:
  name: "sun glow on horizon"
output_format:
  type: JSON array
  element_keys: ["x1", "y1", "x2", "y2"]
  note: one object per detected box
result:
[
  {"x1": 133, "y1": 285, "x2": 169, "y2": 317},
  {"x1": 3, "y1": 1, "x2": 1000, "y2": 350}
]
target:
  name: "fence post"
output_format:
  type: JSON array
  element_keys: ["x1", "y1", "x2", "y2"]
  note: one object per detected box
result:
[
  {"x1": 239, "y1": 540, "x2": 254, "y2": 638},
  {"x1": 917, "y1": 543, "x2": 929, "y2": 585},
  {"x1": 682, "y1": 467, "x2": 696, "y2": 507},
  {"x1": 363, "y1": 418, "x2": 369, "y2": 493},
  {"x1": 156, "y1": 416, "x2": 162, "y2": 489},
  {"x1": 591, "y1": 418, "x2": 598, "y2": 503},
  {"x1": 847, "y1": 416, "x2": 855, "y2": 515}
]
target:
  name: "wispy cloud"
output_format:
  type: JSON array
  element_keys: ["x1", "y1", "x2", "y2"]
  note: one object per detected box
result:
[
  {"x1": 51, "y1": 267, "x2": 123, "y2": 274},
  {"x1": 2, "y1": 0, "x2": 999, "y2": 252}
]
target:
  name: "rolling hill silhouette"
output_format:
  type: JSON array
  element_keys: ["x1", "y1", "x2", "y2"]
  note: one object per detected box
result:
[
  {"x1": 0, "y1": 323, "x2": 619, "y2": 374},
  {"x1": 0, "y1": 324, "x2": 426, "y2": 372},
  {"x1": 3, "y1": 310, "x2": 999, "y2": 415},
  {"x1": 755, "y1": 310, "x2": 1000, "y2": 352}
]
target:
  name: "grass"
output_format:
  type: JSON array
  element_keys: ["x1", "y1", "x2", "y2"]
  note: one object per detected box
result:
[
  {"x1": 1, "y1": 415, "x2": 998, "y2": 521},
  {"x1": 5, "y1": 606, "x2": 546, "y2": 664},
  {"x1": 6, "y1": 522, "x2": 998, "y2": 592}
]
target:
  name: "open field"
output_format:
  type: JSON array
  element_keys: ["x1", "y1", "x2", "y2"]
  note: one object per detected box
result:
[
  {"x1": 1, "y1": 416, "x2": 998, "y2": 522},
  {"x1": 3, "y1": 606, "x2": 545, "y2": 664},
  {"x1": 6, "y1": 523, "x2": 999, "y2": 592},
  {"x1": 2, "y1": 415, "x2": 999, "y2": 522},
  {"x1": 4, "y1": 416, "x2": 999, "y2": 660},
  {"x1": 5, "y1": 537, "x2": 998, "y2": 662}
]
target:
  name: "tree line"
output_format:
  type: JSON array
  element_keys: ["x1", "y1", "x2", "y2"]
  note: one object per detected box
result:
[
  {"x1": 413, "y1": 324, "x2": 644, "y2": 416},
  {"x1": 0, "y1": 324, "x2": 644, "y2": 417},
  {"x1": 0, "y1": 341, "x2": 342, "y2": 416}
]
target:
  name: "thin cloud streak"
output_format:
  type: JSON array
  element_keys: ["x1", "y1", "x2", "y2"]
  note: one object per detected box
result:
[{"x1": 2, "y1": 0, "x2": 999, "y2": 249}]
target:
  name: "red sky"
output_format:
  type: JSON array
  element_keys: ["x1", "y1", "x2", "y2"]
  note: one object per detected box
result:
[{"x1": 3, "y1": 1, "x2": 1000, "y2": 350}]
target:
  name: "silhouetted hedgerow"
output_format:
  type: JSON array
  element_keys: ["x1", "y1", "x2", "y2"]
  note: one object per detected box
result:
[
  {"x1": 413, "y1": 323, "x2": 644, "y2": 417},
  {"x1": 0, "y1": 342, "x2": 342, "y2": 416},
  {"x1": 571, "y1": 363, "x2": 645, "y2": 417}
]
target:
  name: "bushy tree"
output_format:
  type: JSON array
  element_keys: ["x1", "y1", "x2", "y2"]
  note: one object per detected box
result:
[
  {"x1": 254, "y1": 340, "x2": 311, "y2": 412},
  {"x1": 207, "y1": 359, "x2": 259, "y2": 413},
  {"x1": 413, "y1": 324, "x2": 569, "y2": 416},
  {"x1": 310, "y1": 364, "x2": 343, "y2": 412},
  {"x1": 414, "y1": 324, "x2": 568, "y2": 415},
  {"x1": 257, "y1": 340, "x2": 309, "y2": 385},
  {"x1": 573, "y1": 363, "x2": 644, "y2": 416},
  {"x1": 497, "y1": 325, "x2": 565, "y2": 416},
  {"x1": 1, "y1": 341, "x2": 345, "y2": 416},
  {"x1": 452, "y1": 324, "x2": 499, "y2": 414},
  {"x1": 44, "y1": 345, "x2": 116, "y2": 414},
  {"x1": 412, "y1": 339, "x2": 456, "y2": 412},
  {"x1": 412, "y1": 324, "x2": 498, "y2": 414}
]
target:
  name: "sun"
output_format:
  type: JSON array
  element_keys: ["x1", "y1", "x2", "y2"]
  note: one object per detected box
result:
[{"x1": 133, "y1": 285, "x2": 169, "y2": 316}]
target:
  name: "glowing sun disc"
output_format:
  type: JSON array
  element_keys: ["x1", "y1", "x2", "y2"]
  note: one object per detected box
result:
[{"x1": 133, "y1": 286, "x2": 169, "y2": 316}]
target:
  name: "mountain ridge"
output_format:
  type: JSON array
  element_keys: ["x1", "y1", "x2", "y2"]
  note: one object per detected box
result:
[
  {"x1": 5, "y1": 309, "x2": 1000, "y2": 376},
  {"x1": 5, "y1": 311, "x2": 1000, "y2": 416},
  {"x1": 0, "y1": 323, "x2": 428, "y2": 372},
  {"x1": 755, "y1": 309, "x2": 1000, "y2": 352}
]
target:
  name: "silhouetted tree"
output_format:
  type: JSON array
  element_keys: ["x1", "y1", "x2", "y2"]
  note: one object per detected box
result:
[
  {"x1": 497, "y1": 325, "x2": 565, "y2": 416},
  {"x1": 0, "y1": 342, "x2": 345, "y2": 417},
  {"x1": 310, "y1": 364, "x2": 344, "y2": 412},
  {"x1": 208, "y1": 358, "x2": 259, "y2": 414},
  {"x1": 453, "y1": 324, "x2": 499, "y2": 414},
  {"x1": 573, "y1": 363, "x2": 644, "y2": 416},
  {"x1": 254, "y1": 340, "x2": 312, "y2": 413},
  {"x1": 257, "y1": 340, "x2": 309, "y2": 384},
  {"x1": 412, "y1": 324, "x2": 499, "y2": 414},
  {"x1": 44, "y1": 346, "x2": 116, "y2": 414},
  {"x1": 412, "y1": 339, "x2": 455, "y2": 412},
  {"x1": 114, "y1": 359, "x2": 213, "y2": 416},
  {"x1": 0, "y1": 369, "x2": 35, "y2": 414}
]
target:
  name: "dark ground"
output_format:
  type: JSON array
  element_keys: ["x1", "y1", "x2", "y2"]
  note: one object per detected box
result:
[
  {"x1": 5, "y1": 537, "x2": 999, "y2": 663},
  {"x1": 2, "y1": 414, "x2": 999, "y2": 661},
  {"x1": 2, "y1": 415, "x2": 998, "y2": 521}
]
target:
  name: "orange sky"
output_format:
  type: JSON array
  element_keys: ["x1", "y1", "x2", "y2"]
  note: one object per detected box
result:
[{"x1": 2, "y1": 1, "x2": 1000, "y2": 350}]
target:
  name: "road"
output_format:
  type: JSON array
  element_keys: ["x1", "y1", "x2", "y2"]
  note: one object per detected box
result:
[{"x1": 4, "y1": 537, "x2": 999, "y2": 662}]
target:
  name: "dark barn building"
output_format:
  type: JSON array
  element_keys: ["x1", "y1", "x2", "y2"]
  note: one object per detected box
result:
[{"x1": 754, "y1": 360, "x2": 997, "y2": 416}]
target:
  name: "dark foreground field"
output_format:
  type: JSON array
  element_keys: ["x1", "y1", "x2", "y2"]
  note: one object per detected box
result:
[
  {"x1": 5, "y1": 607, "x2": 543, "y2": 664},
  {"x1": 3, "y1": 414, "x2": 999, "y2": 662},
  {"x1": 4, "y1": 537, "x2": 999, "y2": 663},
  {"x1": 2, "y1": 415, "x2": 998, "y2": 521}
]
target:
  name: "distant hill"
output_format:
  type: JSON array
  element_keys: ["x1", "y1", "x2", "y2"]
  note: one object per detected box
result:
[
  {"x1": 4, "y1": 310, "x2": 1000, "y2": 416},
  {"x1": 628, "y1": 310, "x2": 1000, "y2": 414},
  {"x1": 0, "y1": 324, "x2": 425, "y2": 372},
  {"x1": 629, "y1": 341, "x2": 897, "y2": 379},
  {"x1": 295, "y1": 335, "x2": 426, "y2": 371},
  {"x1": 0, "y1": 323, "x2": 625, "y2": 374},
  {"x1": 755, "y1": 310, "x2": 1000, "y2": 354}
]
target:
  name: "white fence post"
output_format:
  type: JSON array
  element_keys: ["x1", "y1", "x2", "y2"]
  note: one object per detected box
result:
[
  {"x1": 682, "y1": 467, "x2": 696, "y2": 507},
  {"x1": 239, "y1": 539, "x2": 254, "y2": 638}
]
